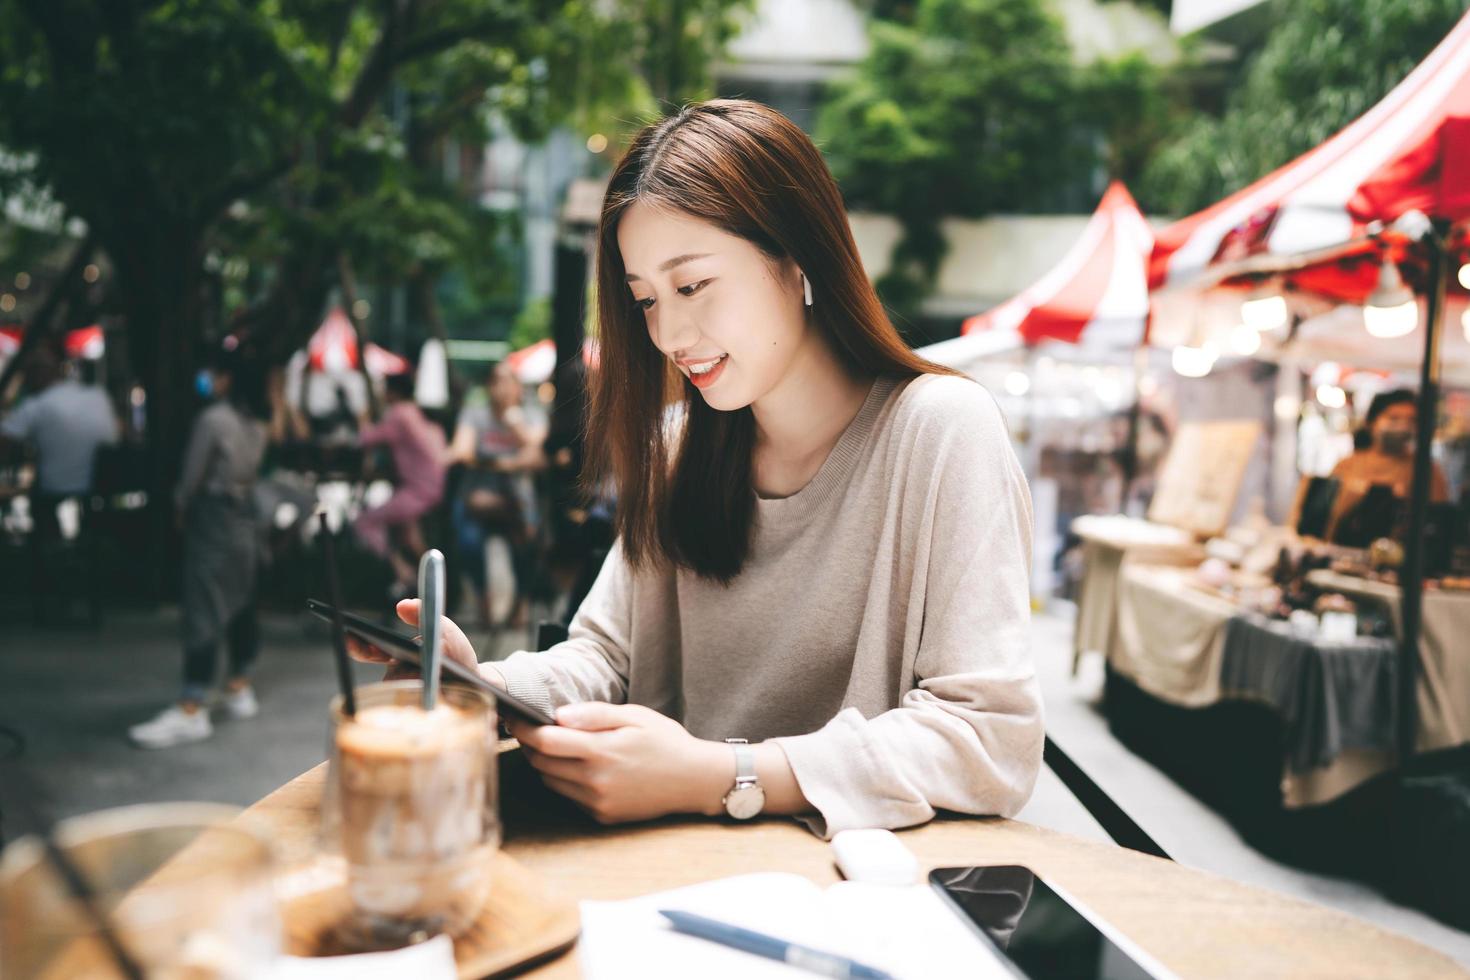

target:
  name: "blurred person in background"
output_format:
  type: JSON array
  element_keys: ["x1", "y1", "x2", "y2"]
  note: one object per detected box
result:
[
  {"x1": 1291, "y1": 389, "x2": 1450, "y2": 543},
  {"x1": 0, "y1": 343, "x2": 119, "y2": 504},
  {"x1": 130, "y1": 344, "x2": 269, "y2": 748},
  {"x1": 1326, "y1": 388, "x2": 1448, "y2": 542},
  {"x1": 447, "y1": 361, "x2": 546, "y2": 629},
  {"x1": 353, "y1": 371, "x2": 446, "y2": 599},
  {"x1": 1, "y1": 344, "x2": 119, "y2": 622}
]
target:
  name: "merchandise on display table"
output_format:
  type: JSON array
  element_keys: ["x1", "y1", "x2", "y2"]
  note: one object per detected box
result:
[
  {"x1": 1069, "y1": 419, "x2": 1264, "y2": 669},
  {"x1": 1107, "y1": 552, "x2": 1470, "y2": 800}
]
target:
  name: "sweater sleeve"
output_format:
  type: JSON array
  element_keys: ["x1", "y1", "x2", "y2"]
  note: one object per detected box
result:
[
  {"x1": 771, "y1": 384, "x2": 1043, "y2": 838},
  {"x1": 490, "y1": 539, "x2": 637, "y2": 717}
]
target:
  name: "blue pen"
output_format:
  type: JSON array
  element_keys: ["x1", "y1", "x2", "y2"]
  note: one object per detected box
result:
[{"x1": 659, "y1": 908, "x2": 897, "y2": 980}]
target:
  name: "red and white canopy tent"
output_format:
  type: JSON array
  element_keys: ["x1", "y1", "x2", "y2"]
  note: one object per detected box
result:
[
  {"x1": 919, "y1": 182, "x2": 1155, "y2": 373},
  {"x1": 1145, "y1": 7, "x2": 1470, "y2": 759},
  {"x1": 504, "y1": 337, "x2": 599, "y2": 386},
  {"x1": 1148, "y1": 7, "x2": 1470, "y2": 350},
  {"x1": 0, "y1": 324, "x2": 106, "y2": 364},
  {"x1": 307, "y1": 307, "x2": 411, "y2": 377}
]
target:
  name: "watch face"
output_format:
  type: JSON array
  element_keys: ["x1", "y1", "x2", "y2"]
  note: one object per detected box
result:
[{"x1": 724, "y1": 785, "x2": 766, "y2": 820}]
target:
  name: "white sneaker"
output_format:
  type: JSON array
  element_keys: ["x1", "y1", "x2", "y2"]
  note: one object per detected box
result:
[
  {"x1": 222, "y1": 686, "x2": 259, "y2": 720},
  {"x1": 129, "y1": 706, "x2": 212, "y2": 749}
]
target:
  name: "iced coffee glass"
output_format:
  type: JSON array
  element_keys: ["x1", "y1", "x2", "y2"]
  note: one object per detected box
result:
[
  {"x1": 322, "y1": 680, "x2": 500, "y2": 950},
  {"x1": 0, "y1": 802, "x2": 281, "y2": 979}
]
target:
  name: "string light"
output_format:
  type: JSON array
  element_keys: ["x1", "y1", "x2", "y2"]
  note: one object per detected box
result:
[
  {"x1": 1241, "y1": 295, "x2": 1288, "y2": 332},
  {"x1": 1172, "y1": 344, "x2": 1216, "y2": 378},
  {"x1": 1228, "y1": 323, "x2": 1262, "y2": 356},
  {"x1": 1004, "y1": 371, "x2": 1030, "y2": 396},
  {"x1": 1364, "y1": 301, "x2": 1418, "y2": 338},
  {"x1": 1364, "y1": 260, "x2": 1417, "y2": 338},
  {"x1": 1316, "y1": 384, "x2": 1346, "y2": 409}
]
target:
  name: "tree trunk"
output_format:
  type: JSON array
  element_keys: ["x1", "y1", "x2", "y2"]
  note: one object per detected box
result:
[{"x1": 112, "y1": 232, "x2": 206, "y2": 601}]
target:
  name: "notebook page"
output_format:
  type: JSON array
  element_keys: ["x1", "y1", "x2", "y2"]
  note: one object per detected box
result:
[
  {"x1": 825, "y1": 881, "x2": 1012, "y2": 978},
  {"x1": 579, "y1": 873, "x2": 835, "y2": 979},
  {"x1": 578, "y1": 872, "x2": 1010, "y2": 979}
]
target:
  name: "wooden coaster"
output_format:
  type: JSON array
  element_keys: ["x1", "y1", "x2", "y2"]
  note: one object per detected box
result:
[{"x1": 279, "y1": 850, "x2": 579, "y2": 979}]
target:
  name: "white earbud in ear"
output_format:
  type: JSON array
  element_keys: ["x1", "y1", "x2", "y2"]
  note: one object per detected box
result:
[{"x1": 802, "y1": 274, "x2": 813, "y2": 308}]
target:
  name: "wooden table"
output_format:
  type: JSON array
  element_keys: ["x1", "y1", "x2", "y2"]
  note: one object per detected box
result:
[{"x1": 243, "y1": 758, "x2": 1468, "y2": 979}]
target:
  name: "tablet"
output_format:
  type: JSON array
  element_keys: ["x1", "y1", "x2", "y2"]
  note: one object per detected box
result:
[{"x1": 306, "y1": 598, "x2": 557, "y2": 727}]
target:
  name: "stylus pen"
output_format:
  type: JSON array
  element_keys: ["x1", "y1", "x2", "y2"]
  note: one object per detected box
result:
[{"x1": 659, "y1": 909, "x2": 895, "y2": 980}]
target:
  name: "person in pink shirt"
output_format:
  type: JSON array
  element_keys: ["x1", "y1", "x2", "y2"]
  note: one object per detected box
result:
[{"x1": 354, "y1": 372, "x2": 447, "y2": 596}]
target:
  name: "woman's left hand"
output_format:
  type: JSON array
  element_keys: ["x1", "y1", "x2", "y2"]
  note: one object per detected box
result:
[{"x1": 507, "y1": 703, "x2": 732, "y2": 824}]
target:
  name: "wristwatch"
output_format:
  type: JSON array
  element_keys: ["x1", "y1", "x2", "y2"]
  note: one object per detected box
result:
[{"x1": 721, "y1": 738, "x2": 765, "y2": 820}]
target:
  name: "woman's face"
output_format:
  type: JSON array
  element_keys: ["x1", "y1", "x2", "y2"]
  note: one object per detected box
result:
[
  {"x1": 488, "y1": 364, "x2": 520, "y2": 410},
  {"x1": 618, "y1": 201, "x2": 807, "y2": 412},
  {"x1": 1372, "y1": 402, "x2": 1416, "y2": 455}
]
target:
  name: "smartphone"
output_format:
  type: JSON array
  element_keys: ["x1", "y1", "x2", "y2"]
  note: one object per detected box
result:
[
  {"x1": 306, "y1": 598, "x2": 557, "y2": 727},
  {"x1": 928, "y1": 866, "x2": 1175, "y2": 980}
]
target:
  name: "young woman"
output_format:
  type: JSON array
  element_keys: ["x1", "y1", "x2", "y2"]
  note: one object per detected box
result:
[{"x1": 349, "y1": 99, "x2": 1041, "y2": 838}]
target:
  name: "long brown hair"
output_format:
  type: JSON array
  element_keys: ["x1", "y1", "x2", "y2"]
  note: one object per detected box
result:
[{"x1": 588, "y1": 99, "x2": 962, "y2": 582}]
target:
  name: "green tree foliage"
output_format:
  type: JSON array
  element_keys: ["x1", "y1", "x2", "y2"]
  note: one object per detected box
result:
[
  {"x1": 1142, "y1": 0, "x2": 1470, "y2": 215},
  {"x1": 509, "y1": 294, "x2": 551, "y2": 351},
  {"x1": 819, "y1": 0, "x2": 1165, "y2": 322},
  {"x1": 0, "y1": 0, "x2": 747, "y2": 554}
]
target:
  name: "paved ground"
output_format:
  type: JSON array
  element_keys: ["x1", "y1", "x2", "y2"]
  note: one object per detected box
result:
[
  {"x1": 0, "y1": 601, "x2": 538, "y2": 824},
  {"x1": 1, "y1": 598, "x2": 1466, "y2": 967}
]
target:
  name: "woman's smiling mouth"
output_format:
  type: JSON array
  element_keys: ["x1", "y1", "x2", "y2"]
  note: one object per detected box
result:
[{"x1": 684, "y1": 354, "x2": 728, "y2": 388}]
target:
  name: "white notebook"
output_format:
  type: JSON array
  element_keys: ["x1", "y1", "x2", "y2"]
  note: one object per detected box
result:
[{"x1": 578, "y1": 872, "x2": 1011, "y2": 979}]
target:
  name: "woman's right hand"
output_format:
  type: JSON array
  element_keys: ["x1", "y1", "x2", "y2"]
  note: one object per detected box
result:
[{"x1": 344, "y1": 599, "x2": 504, "y2": 687}]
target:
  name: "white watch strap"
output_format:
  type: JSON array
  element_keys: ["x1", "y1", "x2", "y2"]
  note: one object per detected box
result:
[{"x1": 725, "y1": 738, "x2": 756, "y2": 785}]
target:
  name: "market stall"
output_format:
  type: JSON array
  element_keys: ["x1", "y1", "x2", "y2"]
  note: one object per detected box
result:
[
  {"x1": 1070, "y1": 401, "x2": 1264, "y2": 657},
  {"x1": 1085, "y1": 9, "x2": 1470, "y2": 926},
  {"x1": 1146, "y1": 3, "x2": 1470, "y2": 745}
]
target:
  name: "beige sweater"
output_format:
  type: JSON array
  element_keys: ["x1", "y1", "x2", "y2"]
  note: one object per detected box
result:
[{"x1": 494, "y1": 374, "x2": 1043, "y2": 837}]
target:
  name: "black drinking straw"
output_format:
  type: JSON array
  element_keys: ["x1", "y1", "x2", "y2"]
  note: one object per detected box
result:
[
  {"x1": 318, "y1": 511, "x2": 357, "y2": 717},
  {"x1": 0, "y1": 764, "x2": 146, "y2": 980}
]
